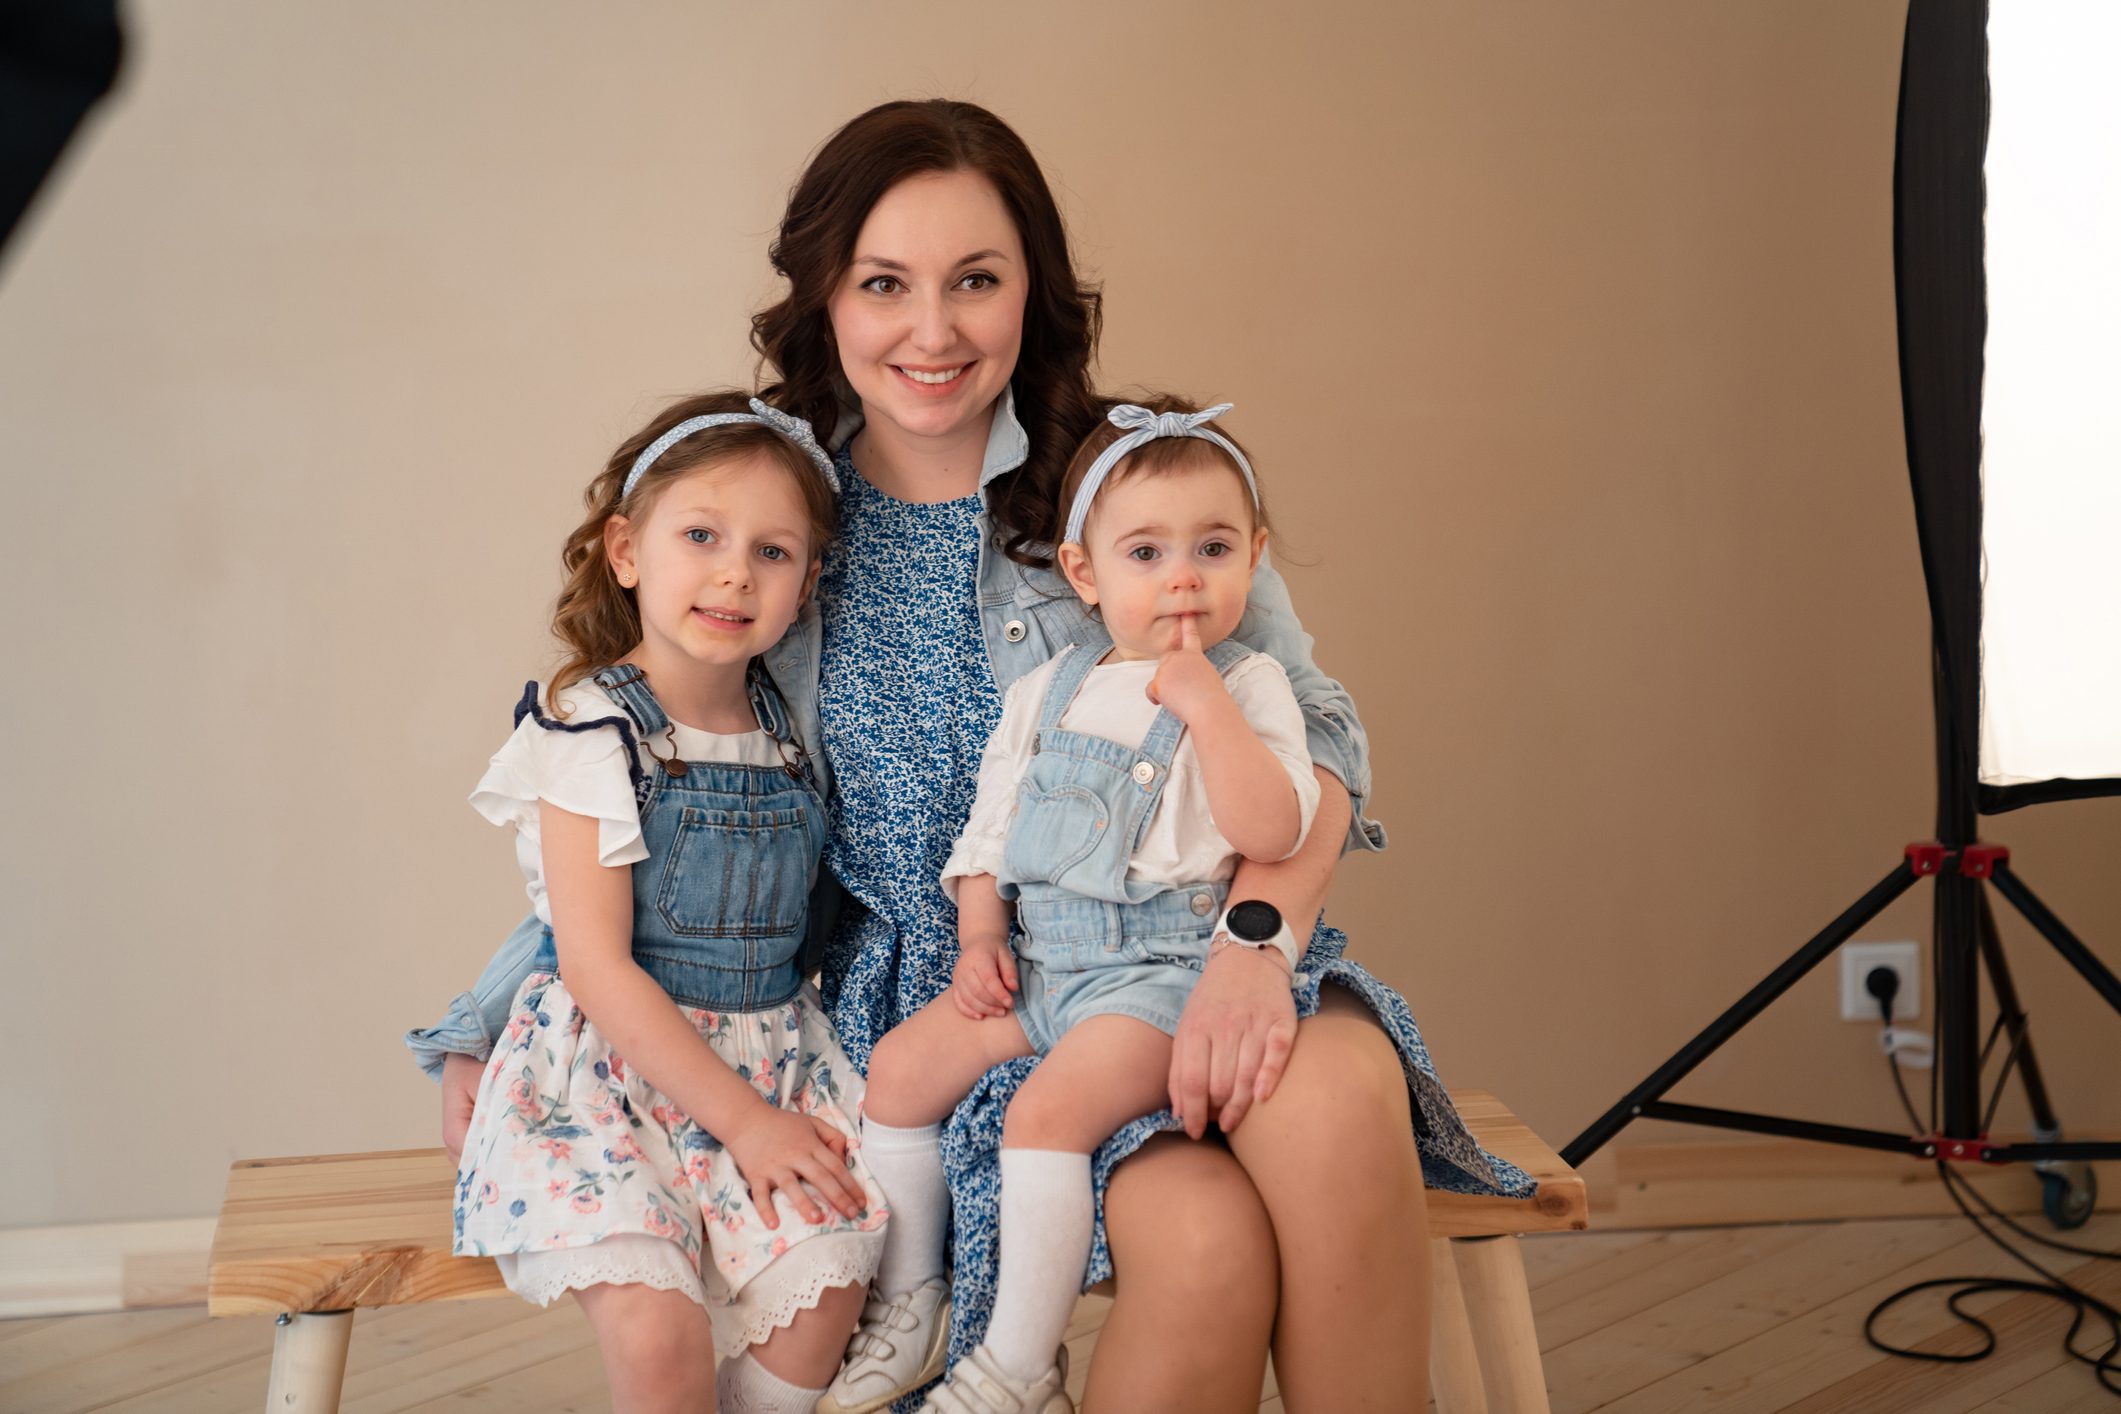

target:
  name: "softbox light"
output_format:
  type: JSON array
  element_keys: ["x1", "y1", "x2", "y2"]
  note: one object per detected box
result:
[{"x1": 1975, "y1": 5, "x2": 2121, "y2": 810}]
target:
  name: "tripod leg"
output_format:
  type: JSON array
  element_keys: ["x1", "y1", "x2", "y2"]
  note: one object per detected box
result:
[
  {"x1": 1560, "y1": 860, "x2": 1920, "y2": 1167},
  {"x1": 1974, "y1": 884, "x2": 2059, "y2": 1133},
  {"x1": 1985, "y1": 866, "x2": 2110, "y2": 1231},
  {"x1": 1989, "y1": 863, "x2": 2121, "y2": 1017}
]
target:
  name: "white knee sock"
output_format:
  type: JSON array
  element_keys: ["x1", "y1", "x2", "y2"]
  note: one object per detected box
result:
[
  {"x1": 860, "y1": 1117, "x2": 950, "y2": 1296},
  {"x1": 715, "y1": 1351, "x2": 825, "y2": 1414},
  {"x1": 985, "y1": 1148, "x2": 1093, "y2": 1383}
]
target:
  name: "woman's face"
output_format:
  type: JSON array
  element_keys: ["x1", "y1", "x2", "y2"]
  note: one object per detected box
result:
[{"x1": 827, "y1": 168, "x2": 1028, "y2": 447}]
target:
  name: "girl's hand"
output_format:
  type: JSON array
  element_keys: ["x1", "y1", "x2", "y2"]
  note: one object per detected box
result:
[
  {"x1": 1168, "y1": 943, "x2": 1299, "y2": 1138},
  {"x1": 952, "y1": 932, "x2": 1020, "y2": 1019},
  {"x1": 721, "y1": 1106, "x2": 868, "y2": 1230},
  {"x1": 441, "y1": 1053, "x2": 484, "y2": 1164},
  {"x1": 1145, "y1": 616, "x2": 1229, "y2": 724}
]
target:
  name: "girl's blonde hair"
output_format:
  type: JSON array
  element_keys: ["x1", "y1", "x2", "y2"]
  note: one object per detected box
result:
[
  {"x1": 550, "y1": 390, "x2": 836, "y2": 701},
  {"x1": 1055, "y1": 392, "x2": 1270, "y2": 546}
]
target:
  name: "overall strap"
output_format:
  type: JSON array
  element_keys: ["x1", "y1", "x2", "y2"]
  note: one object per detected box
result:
[
  {"x1": 747, "y1": 659, "x2": 821, "y2": 795},
  {"x1": 590, "y1": 663, "x2": 671, "y2": 738},
  {"x1": 1131, "y1": 638, "x2": 1260, "y2": 770},
  {"x1": 1033, "y1": 642, "x2": 1105, "y2": 737}
]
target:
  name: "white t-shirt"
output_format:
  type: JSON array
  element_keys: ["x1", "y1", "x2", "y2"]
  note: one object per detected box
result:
[
  {"x1": 941, "y1": 646, "x2": 1320, "y2": 898},
  {"x1": 470, "y1": 679, "x2": 783, "y2": 926}
]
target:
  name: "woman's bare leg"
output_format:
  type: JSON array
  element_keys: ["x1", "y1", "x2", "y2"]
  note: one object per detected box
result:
[
  {"x1": 1223, "y1": 988, "x2": 1431, "y2": 1413},
  {"x1": 573, "y1": 1282, "x2": 719, "y2": 1413},
  {"x1": 1083, "y1": 1132, "x2": 1279, "y2": 1414}
]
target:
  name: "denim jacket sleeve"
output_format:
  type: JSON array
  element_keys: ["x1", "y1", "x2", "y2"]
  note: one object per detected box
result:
[
  {"x1": 402, "y1": 910, "x2": 546, "y2": 1081},
  {"x1": 1237, "y1": 554, "x2": 1388, "y2": 854}
]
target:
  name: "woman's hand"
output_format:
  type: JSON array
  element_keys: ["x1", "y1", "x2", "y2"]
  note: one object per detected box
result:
[
  {"x1": 722, "y1": 1105, "x2": 869, "y2": 1230},
  {"x1": 1169, "y1": 944, "x2": 1298, "y2": 1137},
  {"x1": 952, "y1": 931, "x2": 1020, "y2": 1019},
  {"x1": 441, "y1": 1052, "x2": 484, "y2": 1164}
]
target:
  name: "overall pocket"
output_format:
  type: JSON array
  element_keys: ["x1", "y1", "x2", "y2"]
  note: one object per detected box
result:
[
  {"x1": 1002, "y1": 779, "x2": 1111, "y2": 886},
  {"x1": 654, "y1": 805, "x2": 811, "y2": 939}
]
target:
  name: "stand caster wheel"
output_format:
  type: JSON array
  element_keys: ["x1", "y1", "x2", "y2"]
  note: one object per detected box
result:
[{"x1": 2039, "y1": 1162, "x2": 2096, "y2": 1230}]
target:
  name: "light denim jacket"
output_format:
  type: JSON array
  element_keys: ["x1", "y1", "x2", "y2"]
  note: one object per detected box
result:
[{"x1": 404, "y1": 388, "x2": 1385, "y2": 1078}]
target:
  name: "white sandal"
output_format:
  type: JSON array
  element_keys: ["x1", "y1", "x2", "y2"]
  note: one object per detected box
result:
[
  {"x1": 916, "y1": 1342, "x2": 1071, "y2": 1414},
  {"x1": 818, "y1": 1278, "x2": 952, "y2": 1414}
]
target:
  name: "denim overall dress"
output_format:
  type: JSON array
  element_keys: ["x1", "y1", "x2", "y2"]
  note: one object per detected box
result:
[
  {"x1": 999, "y1": 639, "x2": 1259, "y2": 1054},
  {"x1": 515, "y1": 662, "x2": 825, "y2": 1008},
  {"x1": 452, "y1": 664, "x2": 888, "y2": 1351}
]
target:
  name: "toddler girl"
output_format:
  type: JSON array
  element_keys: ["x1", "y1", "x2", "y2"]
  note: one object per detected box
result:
[
  {"x1": 821, "y1": 398, "x2": 1318, "y2": 1414},
  {"x1": 453, "y1": 391, "x2": 889, "y2": 1414}
]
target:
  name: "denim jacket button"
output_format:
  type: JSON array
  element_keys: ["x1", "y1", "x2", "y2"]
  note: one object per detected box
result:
[
  {"x1": 1190, "y1": 892, "x2": 1215, "y2": 916},
  {"x1": 1004, "y1": 619, "x2": 1027, "y2": 643},
  {"x1": 1131, "y1": 760, "x2": 1156, "y2": 785}
]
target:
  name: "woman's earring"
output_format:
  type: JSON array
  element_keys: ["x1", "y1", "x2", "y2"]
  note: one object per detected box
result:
[{"x1": 617, "y1": 569, "x2": 635, "y2": 587}]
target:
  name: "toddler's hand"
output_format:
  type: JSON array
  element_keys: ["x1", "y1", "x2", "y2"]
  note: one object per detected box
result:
[
  {"x1": 1146, "y1": 616, "x2": 1227, "y2": 723},
  {"x1": 722, "y1": 1105, "x2": 868, "y2": 1231},
  {"x1": 951, "y1": 932, "x2": 1019, "y2": 1020}
]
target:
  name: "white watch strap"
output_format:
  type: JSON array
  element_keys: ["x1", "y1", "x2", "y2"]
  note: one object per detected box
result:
[{"x1": 1212, "y1": 907, "x2": 1302, "y2": 971}]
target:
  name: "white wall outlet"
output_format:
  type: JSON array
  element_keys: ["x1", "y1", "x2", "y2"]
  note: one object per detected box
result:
[{"x1": 1841, "y1": 940, "x2": 1921, "y2": 1021}]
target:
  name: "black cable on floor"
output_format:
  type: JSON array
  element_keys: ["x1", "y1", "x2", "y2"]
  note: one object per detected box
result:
[{"x1": 1863, "y1": 1028, "x2": 2121, "y2": 1396}]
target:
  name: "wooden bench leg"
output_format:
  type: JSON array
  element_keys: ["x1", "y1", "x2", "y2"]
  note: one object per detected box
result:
[
  {"x1": 265, "y1": 1310, "x2": 353, "y2": 1412},
  {"x1": 1451, "y1": 1236, "x2": 1550, "y2": 1414},
  {"x1": 1428, "y1": 1236, "x2": 1489, "y2": 1414}
]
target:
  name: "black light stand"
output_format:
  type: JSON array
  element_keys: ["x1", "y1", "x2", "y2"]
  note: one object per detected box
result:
[{"x1": 1561, "y1": 0, "x2": 2121, "y2": 1226}]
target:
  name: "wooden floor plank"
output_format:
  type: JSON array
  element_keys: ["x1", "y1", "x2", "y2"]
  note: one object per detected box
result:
[
  {"x1": 1969, "y1": 1356, "x2": 2121, "y2": 1412},
  {"x1": 396, "y1": 1338, "x2": 612, "y2": 1414},
  {"x1": 1547, "y1": 1217, "x2": 1977, "y2": 1413},
  {"x1": 1535, "y1": 1226, "x2": 1816, "y2": 1348},
  {"x1": 0, "y1": 1306, "x2": 268, "y2": 1414},
  {"x1": 1521, "y1": 1228, "x2": 1665, "y2": 1291},
  {"x1": 1594, "y1": 1214, "x2": 2121, "y2": 1413},
  {"x1": 1779, "y1": 1249, "x2": 2121, "y2": 1413}
]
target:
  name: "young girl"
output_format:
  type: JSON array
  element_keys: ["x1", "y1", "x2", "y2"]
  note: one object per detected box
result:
[
  {"x1": 821, "y1": 398, "x2": 1319, "y2": 1414},
  {"x1": 452, "y1": 390, "x2": 890, "y2": 1414}
]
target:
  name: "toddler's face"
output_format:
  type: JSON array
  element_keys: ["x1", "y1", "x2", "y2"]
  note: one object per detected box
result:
[
  {"x1": 607, "y1": 454, "x2": 822, "y2": 676},
  {"x1": 1059, "y1": 458, "x2": 1266, "y2": 662}
]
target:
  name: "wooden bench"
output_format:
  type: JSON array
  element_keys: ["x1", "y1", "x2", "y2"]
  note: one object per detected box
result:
[{"x1": 209, "y1": 1089, "x2": 1585, "y2": 1412}]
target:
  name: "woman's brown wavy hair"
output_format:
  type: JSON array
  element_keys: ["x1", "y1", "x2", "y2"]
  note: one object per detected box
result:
[
  {"x1": 751, "y1": 99, "x2": 1103, "y2": 567},
  {"x1": 548, "y1": 390, "x2": 836, "y2": 708}
]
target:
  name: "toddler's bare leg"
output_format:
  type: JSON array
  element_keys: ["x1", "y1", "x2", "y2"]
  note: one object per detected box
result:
[
  {"x1": 999, "y1": 1014, "x2": 1174, "y2": 1151},
  {"x1": 863, "y1": 993, "x2": 1033, "y2": 1127},
  {"x1": 572, "y1": 1281, "x2": 718, "y2": 1414}
]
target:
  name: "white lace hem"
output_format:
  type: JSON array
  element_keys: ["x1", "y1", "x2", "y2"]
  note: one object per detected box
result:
[
  {"x1": 709, "y1": 1229, "x2": 884, "y2": 1359},
  {"x1": 496, "y1": 1229, "x2": 884, "y2": 1359}
]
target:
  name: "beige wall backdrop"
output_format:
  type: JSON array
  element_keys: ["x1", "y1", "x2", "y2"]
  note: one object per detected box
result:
[{"x1": 6, "y1": 1, "x2": 2118, "y2": 1229}]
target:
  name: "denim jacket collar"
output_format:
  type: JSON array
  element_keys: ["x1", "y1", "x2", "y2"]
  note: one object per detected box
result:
[{"x1": 827, "y1": 384, "x2": 1032, "y2": 494}]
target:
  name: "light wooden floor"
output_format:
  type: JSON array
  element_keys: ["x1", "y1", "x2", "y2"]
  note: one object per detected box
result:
[{"x1": 5, "y1": 1213, "x2": 2118, "y2": 1412}]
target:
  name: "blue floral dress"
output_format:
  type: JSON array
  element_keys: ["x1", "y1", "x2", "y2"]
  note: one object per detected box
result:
[{"x1": 814, "y1": 448, "x2": 1533, "y2": 1389}]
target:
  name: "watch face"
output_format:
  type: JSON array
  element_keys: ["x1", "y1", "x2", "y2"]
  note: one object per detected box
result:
[{"x1": 1227, "y1": 899, "x2": 1283, "y2": 941}]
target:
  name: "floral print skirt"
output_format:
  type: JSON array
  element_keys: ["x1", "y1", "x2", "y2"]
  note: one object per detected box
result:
[{"x1": 454, "y1": 974, "x2": 888, "y2": 1356}]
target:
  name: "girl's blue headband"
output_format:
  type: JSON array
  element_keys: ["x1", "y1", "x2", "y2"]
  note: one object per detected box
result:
[
  {"x1": 1062, "y1": 402, "x2": 1258, "y2": 546},
  {"x1": 621, "y1": 398, "x2": 840, "y2": 501}
]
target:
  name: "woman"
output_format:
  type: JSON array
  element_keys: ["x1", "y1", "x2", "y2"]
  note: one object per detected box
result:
[{"x1": 410, "y1": 100, "x2": 1527, "y2": 1412}]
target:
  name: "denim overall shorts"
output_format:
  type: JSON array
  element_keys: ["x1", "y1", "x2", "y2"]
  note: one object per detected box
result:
[
  {"x1": 997, "y1": 638, "x2": 1258, "y2": 1053},
  {"x1": 521, "y1": 663, "x2": 826, "y2": 1013}
]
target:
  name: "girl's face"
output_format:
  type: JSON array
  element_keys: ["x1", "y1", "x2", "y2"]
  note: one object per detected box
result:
[
  {"x1": 605, "y1": 454, "x2": 822, "y2": 679},
  {"x1": 826, "y1": 169, "x2": 1028, "y2": 447},
  {"x1": 1057, "y1": 459, "x2": 1267, "y2": 663}
]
